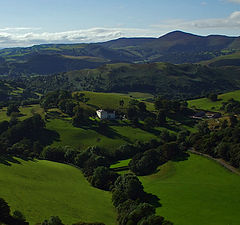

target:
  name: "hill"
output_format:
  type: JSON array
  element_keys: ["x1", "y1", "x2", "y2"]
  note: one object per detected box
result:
[
  {"x1": 188, "y1": 89, "x2": 240, "y2": 111},
  {"x1": 140, "y1": 153, "x2": 240, "y2": 225},
  {"x1": 64, "y1": 62, "x2": 239, "y2": 99},
  {"x1": 0, "y1": 31, "x2": 240, "y2": 76},
  {"x1": 0, "y1": 157, "x2": 116, "y2": 225},
  {"x1": 201, "y1": 51, "x2": 240, "y2": 67}
]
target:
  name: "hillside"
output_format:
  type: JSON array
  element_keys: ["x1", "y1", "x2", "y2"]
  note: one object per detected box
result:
[
  {"x1": 0, "y1": 31, "x2": 240, "y2": 76},
  {"x1": 140, "y1": 153, "x2": 240, "y2": 225},
  {"x1": 201, "y1": 51, "x2": 240, "y2": 67},
  {"x1": 0, "y1": 157, "x2": 116, "y2": 225},
  {"x1": 188, "y1": 89, "x2": 240, "y2": 111}
]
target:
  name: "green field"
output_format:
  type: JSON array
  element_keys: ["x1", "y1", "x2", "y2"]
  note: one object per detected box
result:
[
  {"x1": 188, "y1": 89, "x2": 240, "y2": 111},
  {"x1": 140, "y1": 153, "x2": 240, "y2": 225},
  {"x1": 110, "y1": 159, "x2": 131, "y2": 169},
  {"x1": 0, "y1": 104, "x2": 44, "y2": 122},
  {"x1": 46, "y1": 119, "x2": 162, "y2": 150},
  {"x1": 80, "y1": 91, "x2": 155, "y2": 111},
  {"x1": 0, "y1": 157, "x2": 116, "y2": 225}
]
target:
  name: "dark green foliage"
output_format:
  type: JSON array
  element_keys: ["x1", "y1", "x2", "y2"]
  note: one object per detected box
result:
[
  {"x1": 160, "y1": 141, "x2": 180, "y2": 160},
  {"x1": 72, "y1": 223, "x2": 105, "y2": 225},
  {"x1": 207, "y1": 93, "x2": 218, "y2": 102},
  {"x1": 129, "y1": 150, "x2": 161, "y2": 175},
  {"x1": 144, "y1": 117, "x2": 155, "y2": 129},
  {"x1": 41, "y1": 146, "x2": 65, "y2": 162},
  {"x1": 126, "y1": 106, "x2": 138, "y2": 121},
  {"x1": 7, "y1": 104, "x2": 19, "y2": 116},
  {"x1": 0, "y1": 198, "x2": 28, "y2": 225},
  {"x1": 0, "y1": 197, "x2": 10, "y2": 221},
  {"x1": 64, "y1": 146, "x2": 78, "y2": 163},
  {"x1": 41, "y1": 216, "x2": 64, "y2": 225},
  {"x1": 72, "y1": 105, "x2": 90, "y2": 127},
  {"x1": 40, "y1": 90, "x2": 72, "y2": 110},
  {"x1": 112, "y1": 173, "x2": 144, "y2": 206},
  {"x1": 196, "y1": 120, "x2": 210, "y2": 135},
  {"x1": 191, "y1": 120, "x2": 240, "y2": 168},
  {"x1": 90, "y1": 166, "x2": 119, "y2": 190},
  {"x1": 156, "y1": 110, "x2": 166, "y2": 125},
  {"x1": 0, "y1": 121, "x2": 9, "y2": 134},
  {"x1": 0, "y1": 114, "x2": 47, "y2": 156},
  {"x1": 12, "y1": 210, "x2": 26, "y2": 222},
  {"x1": 58, "y1": 99, "x2": 77, "y2": 116},
  {"x1": 221, "y1": 98, "x2": 240, "y2": 114}
]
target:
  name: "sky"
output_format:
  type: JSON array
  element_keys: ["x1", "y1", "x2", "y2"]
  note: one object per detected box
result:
[{"x1": 0, "y1": 0, "x2": 240, "y2": 48}]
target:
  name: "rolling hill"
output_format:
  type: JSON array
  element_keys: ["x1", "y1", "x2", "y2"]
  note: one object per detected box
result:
[
  {"x1": 0, "y1": 157, "x2": 116, "y2": 225},
  {"x1": 0, "y1": 31, "x2": 240, "y2": 76},
  {"x1": 140, "y1": 153, "x2": 240, "y2": 225}
]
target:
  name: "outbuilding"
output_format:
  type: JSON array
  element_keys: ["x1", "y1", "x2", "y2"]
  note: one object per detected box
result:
[{"x1": 96, "y1": 109, "x2": 115, "y2": 119}]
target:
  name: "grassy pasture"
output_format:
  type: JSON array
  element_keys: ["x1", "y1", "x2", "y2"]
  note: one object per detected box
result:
[
  {"x1": 110, "y1": 159, "x2": 131, "y2": 169},
  {"x1": 188, "y1": 89, "x2": 240, "y2": 111},
  {"x1": 140, "y1": 153, "x2": 240, "y2": 225},
  {"x1": 0, "y1": 104, "x2": 44, "y2": 122},
  {"x1": 79, "y1": 91, "x2": 155, "y2": 111},
  {"x1": 46, "y1": 119, "x2": 163, "y2": 150},
  {"x1": 0, "y1": 157, "x2": 116, "y2": 225}
]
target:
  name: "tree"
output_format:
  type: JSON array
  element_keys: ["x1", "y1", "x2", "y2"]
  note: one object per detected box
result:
[
  {"x1": 196, "y1": 120, "x2": 210, "y2": 135},
  {"x1": 144, "y1": 117, "x2": 155, "y2": 129},
  {"x1": 7, "y1": 104, "x2": 19, "y2": 116},
  {"x1": 207, "y1": 93, "x2": 218, "y2": 102},
  {"x1": 41, "y1": 216, "x2": 64, "y2": 225},
  {"x1": 0, "y1": 198, "x2": 10, "y2": 222},
  {"x1": 229, "y1": 115, "x2": 238, "y2": 127},
  {"x1": 12, "y1": 210, "x2": 26, "y2": 222},
  {"x1": 90, "y1": 166, "x2": 118, "y2": 190},
  {"x1": 156, "y1": 110, "x2": 166, "y2": 125},
  {"x1": 72, "y1": 105, "x2": 85, "y2": 127},
  {"x1": 119, "y1": 99, "x2": 124, "y2": 108},
  {"x1": 129, "y1": 150, "x2": 160, "y2": 175},
  {"x1": 137, "y1": 102, "x2": 146, "y2": 112},
  {"x1": 126, "y1": 106, "x2": 138, "y2": 121},
  {"x1": 113, "y1": 173, "x2": 144, "y2": 202}
]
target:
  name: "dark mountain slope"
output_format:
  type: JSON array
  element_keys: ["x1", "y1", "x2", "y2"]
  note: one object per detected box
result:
[
  {"x1": 20, "y1": 62, "x2": 240, "y2": 100},
  {"x1": 0, "y1": 31, "x2": 240, "y2": 76}
]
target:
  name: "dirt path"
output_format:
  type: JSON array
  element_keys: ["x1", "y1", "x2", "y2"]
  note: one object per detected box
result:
[{"x1": 188, "y1": 149, "x2": 240, "y2": 176}]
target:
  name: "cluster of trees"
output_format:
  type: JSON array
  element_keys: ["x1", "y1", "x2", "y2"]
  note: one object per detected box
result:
[
  {"x1": 129, "y1": 130, "x2": 189, "y2": 175},
  {"x1": 40, "y1": 90, "x2": 92, "y2": 127},
  {"x1": 0, "y1": 198, "x2": 28, "y2": 225},
  {"x1": 41, "y1": 145, "x2": 118, "y2": 191},
  {"x1": 111, "y1": 173, "x2": 173, "y2": 225},
  {"x1": 0, "y1": 114, "x2": 46, "y2": 157},
  {"x1": 125, "y1": 99, "x2": 150, "y2": 125},
  {"x1": 190, "y1": 118, "x2": 240, "y2": 168},
  {"x1": 207, "y1": 93, "x2": 218, "y2": 102},
  {"x1": 221, "y1": 98, "x2": 240, "y2": 114},
  {"x1": 125, "y1": 97, "x2": 191, "y2": 129}
]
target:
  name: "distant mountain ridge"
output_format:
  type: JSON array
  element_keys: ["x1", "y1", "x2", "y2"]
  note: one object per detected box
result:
[{"x1": 0, "y1": 30, "x2": 240, "y2": 76}]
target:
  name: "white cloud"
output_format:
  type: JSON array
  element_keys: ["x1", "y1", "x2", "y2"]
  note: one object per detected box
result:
[
  {"x1": 0, "y1": 27, "x2": 158, "y2": 48},
  {"x1": 0, "y1": 11, "x2": 240, "y2": 48},
  {"x1": 152, "y1": 11, "x2": 240, "y2": 30}
]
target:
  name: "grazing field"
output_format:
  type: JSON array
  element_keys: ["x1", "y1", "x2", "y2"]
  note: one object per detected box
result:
[
  {"x1": 46, "y1": 118, "x2": 162, "y2": 149},
  {"x1": 0, "y1": 104, "x2": 44, "y2": 122},
  {"x1": 110, "y1": 159, "x2": 131, "y2": 169},
  {"x1": 0, "y1": 157, "x2": 116, "y2": 225},
  {"x1": 79, "y1": 91, "x2": 155, "y2": 111},
  {"x1": 140, "y1": 153, "x2": 240, "y2": 225},
  {"x1": 188, "y1": 89, "x2": 240, "y2": 111}
]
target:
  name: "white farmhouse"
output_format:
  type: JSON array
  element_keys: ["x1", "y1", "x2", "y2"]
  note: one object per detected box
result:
[{"x1": 96, "y1": 109, "x2": 115, "y2": 119}]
